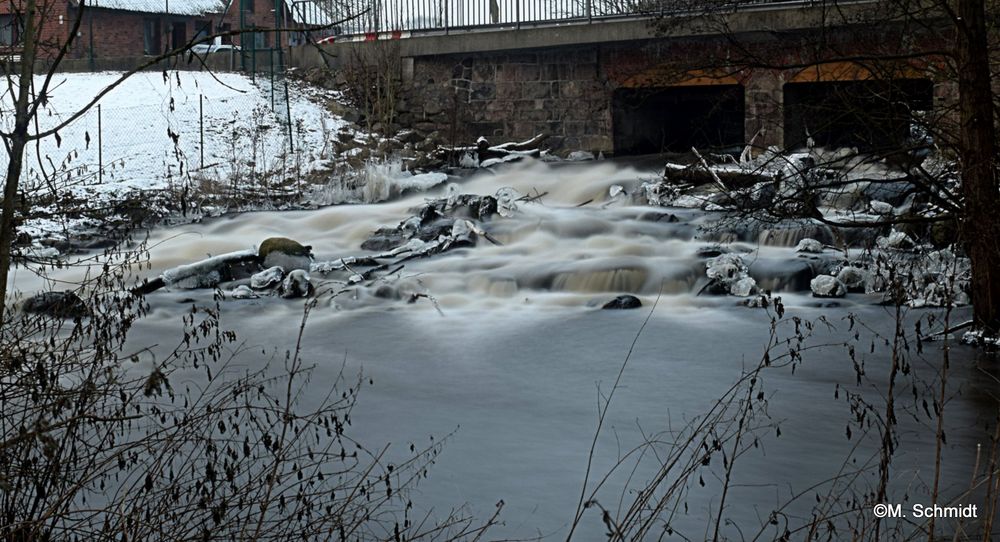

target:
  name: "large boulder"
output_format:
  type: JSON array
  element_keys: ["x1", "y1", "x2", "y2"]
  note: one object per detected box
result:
[
  {"x1": 259, "y1": 237, "x2": 313, "y2": 271},
  {"x1": 23, "y1": 291, "x2": 88, "y2": 319}
]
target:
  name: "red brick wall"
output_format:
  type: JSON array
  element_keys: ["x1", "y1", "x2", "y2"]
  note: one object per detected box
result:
[
  {"x1": 220, "y1": 0, "x2": 288, "y2": 49},
  {"x1": 0, "y1": 0, "x2": 71, "y2": 60},
  {"x1": 70, "y1": 8, "x2": 209, "y2": 59}
]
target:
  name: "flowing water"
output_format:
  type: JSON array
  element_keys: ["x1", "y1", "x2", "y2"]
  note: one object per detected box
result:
[{"x1": 12, "y1": 158, "x2": 998, "y2": 539}]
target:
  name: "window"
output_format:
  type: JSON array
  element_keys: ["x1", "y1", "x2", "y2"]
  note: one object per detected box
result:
[
  {"x1": 194, "y1": 20, "x2": 210, "y2": 42},
  {"x1": 241, "y1": 0, "x2": 254, "y2": 13},
  {"x1": 252, "y1": 28, "x2": 267, "y2": 49},
  {"x1": 217, "y1": 23, "x2": 232, "y2": 45},
  {"x1": 170, "y1": 21, "x2": 186, "y2": 49},
  {"x1": 0, "y1": 15, "x2": 21, "y2": 46},
  {"x1": 143, "y1": 18, "x2": 161, "y2": 54}
]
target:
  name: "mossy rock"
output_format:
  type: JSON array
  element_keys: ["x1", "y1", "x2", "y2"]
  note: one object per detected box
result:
[
  {"x1": 929, "y1": 219, "x2": 960, "y2": 248},
  {"x1": 258, "y1": 237, "x2": 312, "y2": 260}
]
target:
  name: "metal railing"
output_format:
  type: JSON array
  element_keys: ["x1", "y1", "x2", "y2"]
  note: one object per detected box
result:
[{"x1": 288, "y1": 0, "x2": 791, "y2": 38}]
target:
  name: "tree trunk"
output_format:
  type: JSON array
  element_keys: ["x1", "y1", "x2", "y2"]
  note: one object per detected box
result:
[
  {"x1": 0, "y1": 0, "x2": 38, "y2": 327},
  {"x1": 957, "y1": 0, "x2": 1000, "y2": 332}
]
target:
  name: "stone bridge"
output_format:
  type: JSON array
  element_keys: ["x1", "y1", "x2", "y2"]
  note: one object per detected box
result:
[{"x1": 288, "y1": 1, "x2": 951, "y2": 155}]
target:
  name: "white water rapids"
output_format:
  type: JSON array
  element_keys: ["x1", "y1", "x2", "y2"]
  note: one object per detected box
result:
[{"x1": 10, "y1": 158, "x2": 996, "y2": 539}]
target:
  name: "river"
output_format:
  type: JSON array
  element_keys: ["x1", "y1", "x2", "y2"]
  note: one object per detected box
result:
[{"x1": 12, "y1": 158, "x2": 998, "y2": 539}]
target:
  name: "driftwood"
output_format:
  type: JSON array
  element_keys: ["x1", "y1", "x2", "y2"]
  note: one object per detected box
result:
[
  {"x1": 435, "y1": 133, "x2": 549, "y2": 166},
  {"x1": 662, "y1": 162, "x2": 776, "y2": 189}
]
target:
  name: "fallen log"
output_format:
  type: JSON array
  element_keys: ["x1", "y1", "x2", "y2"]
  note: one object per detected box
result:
[
  {"x1": 131, "y1": 249, "x2": 261, "y2": 296},
  {"x1": 662, "y1": 162, "x2": 777, "y2": 188},
  {"x1": 434, "y1": 134, "x2": 550, "y2": 166}
]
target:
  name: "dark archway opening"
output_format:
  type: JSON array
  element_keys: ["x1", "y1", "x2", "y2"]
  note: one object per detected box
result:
[
  {"x1": 783, "y1": 79, "x2": 934, "y2": 151},
  {"x1": 612, "y1": 85, "x2": 745, "y2": 156}
]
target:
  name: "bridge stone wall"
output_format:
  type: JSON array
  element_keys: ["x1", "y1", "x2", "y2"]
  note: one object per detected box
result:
[
  {"x1": 398, "y1": 47, "x2": 616, "y2": 153},
  {"x1": 288, "y1": 16, "x2": 957, "y2": 155},
  {"x1": 395, "y1": 40, "x2": 792, "y2": 154}
]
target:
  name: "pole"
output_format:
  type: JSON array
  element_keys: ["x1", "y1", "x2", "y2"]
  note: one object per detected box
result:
[
  {"x1": 285, "y1": 77, "x2": 293, "y2": 154},
  {"x1": 199, "y1": 94, "x2": 204, "y2": 169},
  {"x1": 97, "y1": 104, "x2": 103, "y2": 184}
]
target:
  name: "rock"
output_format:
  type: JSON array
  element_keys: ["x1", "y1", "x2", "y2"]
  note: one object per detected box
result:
[
  {"x1": 281, "y1": 269, "x2": 314, "y2": 298},
  {"x1": 929, "y1": 219, "x2": 959, "y2": 248},
  {"x1": 396, "y1": 129, "x2": 422, "y2": 144},
  {"x1": 748, "y1": 258, "x2": 815, "y2": 292},
  {"x1": 22, "y1": 291, "x2": 88, "y2": 319},
  {"x1": 567, "y1": 150, "x2": 595, "y2": 161},
  {"x1": 602, "y1": 294, "x2": 642, "y2": 310},
  {"x1": 251, "y1": 266, "x2": 285, "y2": 290},
  {"x1": 729, "y1": 276, "x2": 757, "y2": 297},
  {"x1": 160, "y1": 249, "x2": 259, "y2": 290},
  {"x1": 451, "y1": 219, "x2": 477, "y2": 245},
  {"x1": 836, "y1": 266, "x2": 868, "y2": 292},
  {"x1": 810, "y1": 275, "x2": 847, "y2": 298},
  {"x1": 696, "y1": 245, "x2": 730, "y2": 258},
  {"x1": 263, "y1": 252, "x2": 312, "y2": 272},
  {"x1": 259, "y1": 237, "x2": 313, "y2": 261},
  {"x1": 361, "y1": 228, "x2": 408, "y2": 252},
  {"x1": 706, "y1": 254, "x2": 745, "y2": 282},
  {"x1": 637, "y1": 211, "x2": 679, "y2": 223},
  {"x1": 869, "y1": 200, "x2": 895, "y2": 215},
  {"x1": 230, "y1": 285, "x2": 259, "y2": 299},
  {"x1": 876, "y1": 230, "x2": 914, "y2": 250},
  {"x1": 795, "y1": 238, "x2": 824, "y2": 254},
  {"x1": 449, "y1": 194, "x2": 498, "y2": 221}
]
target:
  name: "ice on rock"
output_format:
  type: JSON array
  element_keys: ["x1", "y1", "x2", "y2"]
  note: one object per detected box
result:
[
  {"x1": 161, "y1": 249, "x2": 257, "y2": 289},
  {"x1": 281, "y1": 269, "x2": 314, "y2": 298},
  {"x1": 836, "y1": 266, "x2": 868, "y2": 292},
  {"x1": 876, "y1": 230, "x2": 913, "y2": 250},
  {"x1": 810, "y1": 275, "x2": 847, "y2": 298},
  {"x1": 869, "y1": 200, "x2": 895, "y2": 215},
  {"x1": 672, "y1": 195, "x2": 706, "y2": 209},
  {"x1": 706, "y1": 253, "x2": 756, "y2": 297},
  {"x1": 452, "y1": 219, "x2": 474, "y2": 243},
  {"x1": 729, "y1": 276, "x2": 758, "y2": 297},
  {"x1": 795, "y1": 238, "x2": 824, "y2": 253},
  {"x1": 706, "y1": 254, "x2": 745, "y2": 281},
  {"x1": 251, "y1": 266, "x2": 285, "y2": 290},
  {"x1": 566, "y1": 150, "x2": 595, "y2": 161},
  {"x1": 459, "y1": 152, "x2": 479, "y2": 168},
  {"x1": 495, "y1": 187, "x2": 521, "y2": 217},
  {"x1": 230, "y1": 285, "x2": 259, "y2": 299}
]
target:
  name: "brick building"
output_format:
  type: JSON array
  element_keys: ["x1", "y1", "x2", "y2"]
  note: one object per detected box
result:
[{"x1": 0, "y1": 0, "x2": 337, "y2": 63}]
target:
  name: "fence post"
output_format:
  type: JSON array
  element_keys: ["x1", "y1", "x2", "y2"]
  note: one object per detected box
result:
[
  {"x1": 516, "y1": 0, "x2": 520, "y2": 28},
  {"x1": 97, "y1": 104, "x2": 103, "y2": 184},
  {"x1": 285, "y1": 78, "x2": 294, "y2": 154},
  {"x1": 586, "y1": 0, "x2": 592, "y2": 21},
  {"x1": 199, "y1": 94, "x2": 205, "y2": 170}
]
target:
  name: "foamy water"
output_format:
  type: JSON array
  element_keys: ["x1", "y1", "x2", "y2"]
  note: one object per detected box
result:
[{"x1": 8, "y1": 158, "x2": 994, "y2": 540}]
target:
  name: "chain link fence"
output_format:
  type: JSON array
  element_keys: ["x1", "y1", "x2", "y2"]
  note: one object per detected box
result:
[{"x1": 14, "y1": 73, "x2": 309, "y2": 213}]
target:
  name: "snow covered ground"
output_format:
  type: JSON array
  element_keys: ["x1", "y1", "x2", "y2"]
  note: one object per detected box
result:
[{"x1": 0, "y1": 70, "x2": 348, "y2": 244}]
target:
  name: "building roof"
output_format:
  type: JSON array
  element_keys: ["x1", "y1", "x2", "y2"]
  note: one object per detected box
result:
[{"x1": 80, "y1": 0, "x2": 228, "y2": 16}]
